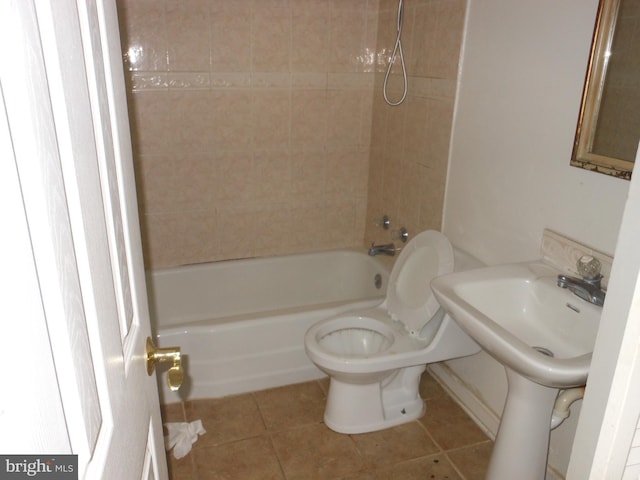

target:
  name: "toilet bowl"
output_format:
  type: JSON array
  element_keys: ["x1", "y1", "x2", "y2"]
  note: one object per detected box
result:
[{"x1": 304, "y1": 230, "x2": 480, "y2": 434}]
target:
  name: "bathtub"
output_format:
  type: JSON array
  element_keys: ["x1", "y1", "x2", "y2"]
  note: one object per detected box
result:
[{"x1": 147, "y1": 249, "x2": 390, "y2": 403}]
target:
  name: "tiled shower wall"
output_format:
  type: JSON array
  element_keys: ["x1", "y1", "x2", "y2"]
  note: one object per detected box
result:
[
  {"x1": 117, "y1": 0, "x2": 466, "y2": 268},
  {"x1": 118, "y1": 0, "x2": 378, "y2": 267},
  {"x1": 365, "y1": 0, "x2": 465, "y2": 247}
]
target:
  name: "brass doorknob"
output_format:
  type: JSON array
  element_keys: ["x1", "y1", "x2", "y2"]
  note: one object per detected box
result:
[{"x1": 146, "y1": 337, "x2": 184, "y2": 392}]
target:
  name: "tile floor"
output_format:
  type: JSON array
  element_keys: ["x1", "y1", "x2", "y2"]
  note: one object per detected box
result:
[{"x1": 161, "y1": 371, "x2": 493, "y2": 480}]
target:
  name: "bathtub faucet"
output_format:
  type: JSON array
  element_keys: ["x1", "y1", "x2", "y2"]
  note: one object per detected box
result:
[{"x1": 368, "y1": 242, "x2": 398, "y2": 257}]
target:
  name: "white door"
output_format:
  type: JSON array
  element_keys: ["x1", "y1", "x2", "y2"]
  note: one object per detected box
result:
[{"x1": 0, "y1": 1, "x2": 169, "y2": 479}]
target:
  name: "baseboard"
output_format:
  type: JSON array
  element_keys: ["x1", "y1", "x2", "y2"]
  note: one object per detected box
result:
[{"x1": 428, "y1": 362, "x2": 500, "y2": 439}]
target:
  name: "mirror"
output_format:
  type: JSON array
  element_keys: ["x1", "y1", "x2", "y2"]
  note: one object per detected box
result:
[{"x1": 571, "y1": 0, "x2": 639, "y2": 180}]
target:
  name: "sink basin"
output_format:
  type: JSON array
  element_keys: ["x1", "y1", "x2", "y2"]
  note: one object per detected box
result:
[
  {"x1": 432, "y1": 260, "x2": 603, "y2": 479},
  {"x1": 431, "y1": 261, "x2": 602, "y2": 388}
]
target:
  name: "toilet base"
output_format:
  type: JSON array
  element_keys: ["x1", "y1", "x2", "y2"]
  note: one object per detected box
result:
[{"x1": 324, "y1": 365, "x2": 426, "y2": 434}]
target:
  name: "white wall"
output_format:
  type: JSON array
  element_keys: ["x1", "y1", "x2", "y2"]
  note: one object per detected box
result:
[
  {"x1": 441, "y1": 0, "x2": 632, "y2": 476},
  {"x1": 445, "y1": 0, "x2": 629, "y2": 264}
]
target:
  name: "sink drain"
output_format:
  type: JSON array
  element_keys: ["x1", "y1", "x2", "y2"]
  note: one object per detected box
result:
[{"x1": 533, "y1": 346, "x2": 554, "y2": 357}]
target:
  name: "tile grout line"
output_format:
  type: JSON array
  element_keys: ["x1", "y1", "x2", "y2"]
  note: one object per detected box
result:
[
  {"x1": 444, "y1": 439, "x2": 494, "y2": 480},
  {"x1": 253, "y1": 391, "x2": 289, "y2": 480},
  {"x1": 265, "y1": 431, "x2": 287, "y2": 480},
  {"x1": 414, "y1": 401, "x2": 448, "y2": 453},
  {"x1": 443, "y1": 450, "x2": 471, "y2": 480}
]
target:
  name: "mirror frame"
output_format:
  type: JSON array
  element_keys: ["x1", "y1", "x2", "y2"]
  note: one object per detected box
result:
[{"x1": 571, "y1": 0, "x2": 633, "y2": 180}]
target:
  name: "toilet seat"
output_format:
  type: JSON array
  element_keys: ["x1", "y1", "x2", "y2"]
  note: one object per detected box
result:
[{"x1": 385, "y1": 230, "x2": 454, "y2": 336}]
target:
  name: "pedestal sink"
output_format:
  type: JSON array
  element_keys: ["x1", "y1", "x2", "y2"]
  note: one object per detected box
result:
[{"x1": 431, "y1": 261, "x2": 602, "y2": 480}]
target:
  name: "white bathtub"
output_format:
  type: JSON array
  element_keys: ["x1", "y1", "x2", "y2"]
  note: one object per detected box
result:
[{"x1": 147, "y1": 249, "x2": 390, "y2": 403}]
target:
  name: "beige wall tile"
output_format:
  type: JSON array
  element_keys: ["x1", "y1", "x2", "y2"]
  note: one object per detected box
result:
[
  {"x1": 117, "y1": 0, "x2": 168, "y2": 72},
  {"x1": 166, "y1": 0, "x2": 210, "y2": 72},
  {"x1": 431, "y1": 0, "x2": 466, "y2": 80},
  {"x1": 211, "y1": 10, "x2": 252, "y2": 72},
  {"x1": 326, "y1": 148, "x2": 369, "y2": 197},
  {"x1": 251, "y1": 7, "x2": 291, "y2": 72},
  {"x1": 252, "y1": 90, "x2": 291, "y2": 148},
  {"x1": 290, "y1": 149, "x2": 327, "y2": 198},
  {"x1": 140, "y1": 211, "x2": 218, "y2": 268},
  {"x1": 210, "y1": 90, "x2": 253, "y2": 148},
  {"x1": 327, "y1": 90, "x2": 365, "y2": 147},
  {"x1": 174, "y1": 154, "x2": 217, "y2": 211},
  {"x1": 134, "y1": 155, "x2": 176, "y2": 214},
  {"x1": 330, "y1": 9, "x2": 369, "y2": 72},
  {"x1": 119, "y1": 0, "x2": 465, "y2": 268},
  {"x1": 252, "y1": 150, "x2": 292, "y2": 203},
  {"x1": 252, "y1": 205, "x2": 297, "y2": 257},
  {"x1": 410, "y1": 3, "x2": 438, "y2": 78},
  {"x1": 291, "y1": 90, "x2": 328, "y2": 147},
  {"x1": 215, "y1": 151, "x2": 254, "y2": 204},
  {"x1": 291, "y1": 0, "x2": 330, "y2": 14},
  {"x1": 423, "y1": 97, "x2": 455, "y2": 171},
  {"x1": 216, "y1": 205, "x2": 262, "y2": 258},
  {"x1": 129, "y1": 91, "x2": 170, "y2": 156},
  {"x1": 292, "y1": 11, "x2": 330, "y2": 72},
  {"x1": 365, "y1": 0, "x2": 465, "y2": 248},
  {"x1": 166, "y1": 90, "x2": 212, "y2": 154}
]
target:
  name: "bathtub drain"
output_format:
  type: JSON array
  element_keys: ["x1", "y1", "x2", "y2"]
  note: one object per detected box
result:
[{"x1": 374, "y1": 274, "x2": 382, "y2": 289}]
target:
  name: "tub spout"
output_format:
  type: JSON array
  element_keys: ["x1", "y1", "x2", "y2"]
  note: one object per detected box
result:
[{"x1": 368, "y1": 242, "x2": 398, "y2": 256}]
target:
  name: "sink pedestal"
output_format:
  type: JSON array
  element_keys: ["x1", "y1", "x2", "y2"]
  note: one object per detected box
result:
[{"x1": 487, "y1": 368, "x2": 559, "y2": 480}]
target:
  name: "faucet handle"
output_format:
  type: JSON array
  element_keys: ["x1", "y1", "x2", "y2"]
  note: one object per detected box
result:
[
  {"x1": 391, "y1": 227, "x2": 409, "y2": 243},
  {"x1": 374, "y1": 215, "x2": 391, "y2": 230},
  {"x1": 577, "y1": 255, "x2": 601, "y2": 281}
]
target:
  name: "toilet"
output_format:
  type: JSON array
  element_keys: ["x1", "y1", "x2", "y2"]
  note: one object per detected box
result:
[{"x1": 304, "y1": 230, "x2": 480, "y2": 434}]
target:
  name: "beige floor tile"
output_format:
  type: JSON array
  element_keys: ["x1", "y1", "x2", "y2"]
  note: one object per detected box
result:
[
  {"x1": 166, "y1": 451, "x2": 195, "y2": 480},
  {"x1": 340, "y1": 471, "x2": 377, "y2": 480},
  {"x1": 447, "y1": 441, "x2": 493, "y2": 480},
  {"x1": 272, "y1": 423, "x2": 365, "y2": 479},
  {"x1": 419, "y1": 371, "x2": 448, "y2": 400},
  {"x1": 193, "y1": 435, "x2": 284, "y2": 480},
  {"x1": 254, "y1": 381, "x2": 326, "y2": 431},
  {"x1": 168, "y1": 373, "x2": 493, "y2": 480},
  {"x1": 350, "y1": 421, "x2": 440, "y2": 469},
  {"x1": 161, "y1": 402, "x2": 186, "y2": 423},
  {"x1": 185, "y1": 394, "x2": 265, "y2": 448},
  {"x1": 374, "y1": 454, "x2": 463, "y2": 480},
  {"x1": 419, "y1": 395, "x2": 489, "y2": 450}
]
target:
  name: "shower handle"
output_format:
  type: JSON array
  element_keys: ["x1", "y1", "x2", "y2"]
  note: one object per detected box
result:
[{"x1": 146, "y1": 337, "x2": 184, "y2": 391}]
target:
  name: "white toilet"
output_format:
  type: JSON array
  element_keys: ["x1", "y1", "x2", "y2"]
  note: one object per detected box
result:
[{"x1": 304, "y1": 230, "x2": 480, "y2": 434}]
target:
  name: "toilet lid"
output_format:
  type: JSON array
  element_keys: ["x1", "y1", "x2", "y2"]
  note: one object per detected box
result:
[{"x1": 386, "y1": 230, "x2": 454, "y2": 336}]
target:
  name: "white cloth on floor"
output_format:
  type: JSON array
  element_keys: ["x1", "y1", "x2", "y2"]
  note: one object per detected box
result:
[{"x1": 164, "y1": 420, "x2": 206, "y2": 459}]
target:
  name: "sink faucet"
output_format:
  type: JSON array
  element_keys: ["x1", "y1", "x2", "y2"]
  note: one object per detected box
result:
[
  {"x1": 557, "y1": 255, "x2": 606, "y2": 306},
  {"x1": 557, "y1": 274, "x2": 606, "y2": 306},
  {"x1": 368, "y1": 242, "x2": 398, "y2": 257}
]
